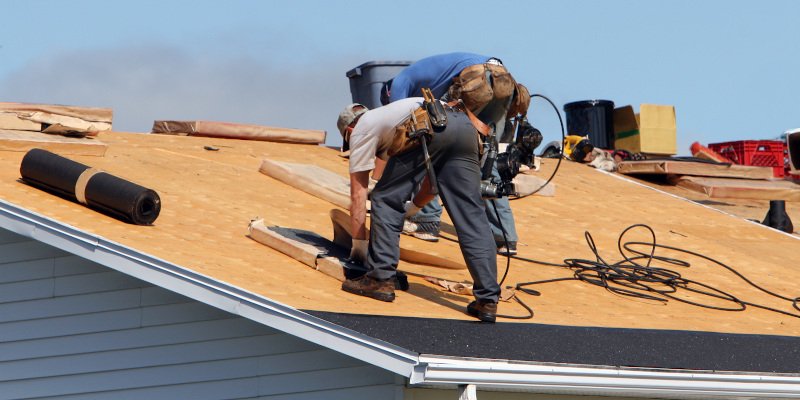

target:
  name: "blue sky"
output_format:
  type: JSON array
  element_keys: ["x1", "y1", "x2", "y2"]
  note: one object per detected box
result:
[{"x1": 1, "y1": 0, "x2": 798, "y2": 155}]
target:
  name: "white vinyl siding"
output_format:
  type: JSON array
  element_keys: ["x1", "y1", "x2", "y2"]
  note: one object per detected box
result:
[{"x1": 0, "y1": 229, "x2": 403, "y2": 399}]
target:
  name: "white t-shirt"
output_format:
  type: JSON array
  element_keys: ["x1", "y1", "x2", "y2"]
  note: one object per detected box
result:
[{"x1": 348, "y1": 97, "x2": 424, "y2": 173}]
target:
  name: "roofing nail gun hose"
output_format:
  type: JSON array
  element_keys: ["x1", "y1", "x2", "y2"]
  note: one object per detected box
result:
[{"x1": 20, "y1": 148, "x2": 161, "y2": 225}]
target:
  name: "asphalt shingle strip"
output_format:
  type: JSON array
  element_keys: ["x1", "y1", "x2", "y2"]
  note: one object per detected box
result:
[{"x1": 308, "y1": 311, "x2": 800, "y2": 373}]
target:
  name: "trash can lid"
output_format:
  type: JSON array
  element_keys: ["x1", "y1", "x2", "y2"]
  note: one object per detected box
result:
[
  {"x1": 563, "y1": 99, "x2": 615, "y2": 111},
  {"x1": 346, "y1": 61, "x2": 413, "y2": 78}
]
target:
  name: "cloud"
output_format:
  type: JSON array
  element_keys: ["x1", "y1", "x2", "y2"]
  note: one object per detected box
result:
[{"x1": 0, "y1": 44, "x2": 358, "y2": 146}]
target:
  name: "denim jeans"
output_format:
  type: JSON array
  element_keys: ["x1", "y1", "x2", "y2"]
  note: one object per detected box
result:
[
  {"x1": 409, "y1": 160, "x2": 518, "y2": 245},
  {"x1": 367, "y1": 109, "x2": 500, "y2": 302}
]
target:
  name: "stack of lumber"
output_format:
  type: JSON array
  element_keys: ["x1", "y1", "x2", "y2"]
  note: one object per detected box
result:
[
  {"x1": 0, "y1": 102, "x2": 111, "y2": 156},
  {"x1": 0, "y1": 102, "x2": 113, "y2": 136},
  {"x1": 152, "y1": 120, "x2": 326, "y2": 144},
  {"x1": 618, "y1": 159, "x2": 800, "y2": 201}
]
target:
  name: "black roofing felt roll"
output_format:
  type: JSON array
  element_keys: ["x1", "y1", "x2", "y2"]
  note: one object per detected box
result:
[{"x1": 20, "y1": 148, "x2": 161, "y2": 225}]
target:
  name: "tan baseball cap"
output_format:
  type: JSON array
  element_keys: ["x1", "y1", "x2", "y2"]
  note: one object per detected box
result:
[{"x1": 336, "y1": 103, "x2": 368, "y2": 151}]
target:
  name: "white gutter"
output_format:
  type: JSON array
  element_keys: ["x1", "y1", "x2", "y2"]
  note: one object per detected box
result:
[
  {"x1": 0, "y1": 199, "x2": 419, "y2": 377},
  {"x1": 413, "y1": 356, "x2": 800, "y2": 399}
]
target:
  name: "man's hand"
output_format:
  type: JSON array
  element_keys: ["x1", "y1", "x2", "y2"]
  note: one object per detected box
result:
[
  {"x1": 349, "y1": 238, "x2": 369, "y2": 264},
  {"x1": 367, "y1": 177, "x2": 378, "y2": 195}
]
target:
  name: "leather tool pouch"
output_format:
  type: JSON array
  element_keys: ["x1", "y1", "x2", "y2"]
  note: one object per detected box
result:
[
  {"x1": 387, "y1": 107, "x2": 432, "y2": 157},
  {"x1": 507, "y1": 83, "x2": 531, "y2": 118},
  {"x1": 448, "y1": 63, "x2": 516, "y2": 113},
  {"x1": 387, "y1": 88, "x2": 448, "y2": 157},
  {"x1": 448, "y1": 64, "x2": 493, "y2": 113},
  {"x1": 486, "y1": 64, "x2": 515, "y2": 100}
]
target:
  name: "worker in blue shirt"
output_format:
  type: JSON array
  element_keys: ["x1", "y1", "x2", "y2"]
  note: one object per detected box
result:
[{"x1": 382, "y1": 52, "x2": 521, "y2": 255}]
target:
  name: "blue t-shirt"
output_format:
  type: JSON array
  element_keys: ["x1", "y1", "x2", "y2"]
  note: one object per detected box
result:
[{"x1": 389, "y1": 52, "x2": 490, "y2": 102}]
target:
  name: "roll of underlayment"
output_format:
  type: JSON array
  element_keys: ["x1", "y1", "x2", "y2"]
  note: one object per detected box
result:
[{"x1": 20, "y1": 148, "x2": 161, "y2": 225}]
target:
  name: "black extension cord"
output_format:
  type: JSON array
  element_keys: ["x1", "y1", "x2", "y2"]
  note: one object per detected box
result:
[
  {"x1": 511, "y1": 93, "x2": 566, "y2": 198},
  {"x1": 499, "y1": 224, "x2": 800, "y2": 321}
]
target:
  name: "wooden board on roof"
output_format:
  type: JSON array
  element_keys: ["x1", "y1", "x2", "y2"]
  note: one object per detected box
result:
[
  {"x1": 0, "y1": 102, "x2": 113, "y2": 123},
  {"x1": 329, "y1": 208, "x2": 466, "y2": 270},
  {"x1": 618, "y1": 159, "x2": 774, "y2": 180},
  {"x1": 153, "y1": 120, "x2": 325, "y2": 144},
  {"x1": 248, "y1": 219, "x2": 351, "y2": 282},
  {"x1": 0, "y1": 112, "x2": 41, "y2": 131},
  {"x1": 259, "y1": 158, "x2": 354, "y2": 210},
  {"x1": 0, "y1": 129, "x2": 107, "y2": 157},
  {"x1": 671, "y1": 175, "x2": 800, "y2": 201}
]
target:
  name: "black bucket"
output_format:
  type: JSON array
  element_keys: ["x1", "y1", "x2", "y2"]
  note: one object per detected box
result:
[{"x1": 563, "y1": 100, "x2": 615, "y2": 149}]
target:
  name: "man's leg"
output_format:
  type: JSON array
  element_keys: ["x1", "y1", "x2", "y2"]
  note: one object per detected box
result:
[
  {"x1": 484, "y1": 162, "x2": 519, "y2": 253},
  {"x1": 367, "y1": 154, "x2": 426, "y2": 281},
  {"x1": 430, "y1": 114, "x2": 500, "y2": 305},
  {"x1": 404, "y1": 196, "x2": 442, "y2": 242}
]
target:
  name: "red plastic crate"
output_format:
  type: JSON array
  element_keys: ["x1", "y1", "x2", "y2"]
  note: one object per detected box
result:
[{"x1": 708, "y1": 140, "x2": 785, "y2": 177}]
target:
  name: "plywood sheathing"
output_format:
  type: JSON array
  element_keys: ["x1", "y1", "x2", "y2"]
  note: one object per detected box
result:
[
  {"x1": 618, "y1": 159, "x2": 775, "y2": 180},
  {"x1": 258, "y1": 159, "x2": 353, "y2": 209},
  {"x1": 152, "y1": 120, "x2": 325, "y2": 144},
  {"x1": 624, "y1": 173, "x2": 800, "y2": 237},
  {"x1": 0, "y1": 131, "x2": 797, "y2": 337},
  {"x1": 671, "y1": 175, "x2": 800, "y2": 201},
  {"x1": 0, "y1": 102, "x2": 113, "y2": 133},
  {"x1": 0, "y1": 112, "x2": 41, "y2": 131}
]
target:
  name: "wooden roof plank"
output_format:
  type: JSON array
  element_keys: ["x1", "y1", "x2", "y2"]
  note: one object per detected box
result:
[
  {"x1": 0, "y1": 112, "x2": 41, "y2": 131},
  {"x1": 329, "y1": 208, "x2": 466, "y2": 270},
  {"x1": 153, "y1": 121, "x2": 325, "y2": 144},
  {"x1": 618, "y1": 159, "x2": 774, "y2": 179},
  {"x1": 672, "y1": 176, "x2": 800, "y2": 201},
  {"x1": 0, "y1": 102, "x2": 113, "y2": 123},
  {"x1": 259, "y1": 158, "x2": 353, "y2": 210},
  {"x1": 248, "y1": 219, "x2": 348, "y2": 282}
]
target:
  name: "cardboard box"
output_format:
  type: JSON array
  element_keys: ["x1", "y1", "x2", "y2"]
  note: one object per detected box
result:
[{"x1": 614, "y1": 104, "x2": 676, "y2": 155}]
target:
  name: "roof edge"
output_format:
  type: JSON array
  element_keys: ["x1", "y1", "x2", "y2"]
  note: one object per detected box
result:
[
  {"x1": 413, "y1": 356, "x2": 800, "y2": 399},
  {"x1": 603, "y1": 169, "x2": 800, "y2": 240},
  {"x1": 0, "y1": 199, "x2": 419, "y2": 376}
]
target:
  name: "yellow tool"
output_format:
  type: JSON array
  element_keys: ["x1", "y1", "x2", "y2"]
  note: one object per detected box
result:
[{"x1": 562, "y1": 135, "x2": 587, "y2": 158}]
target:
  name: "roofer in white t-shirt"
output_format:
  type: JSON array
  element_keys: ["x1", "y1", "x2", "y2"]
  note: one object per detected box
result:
[{"x1": 336, "y1": 98, "x2": 501, "y2": 322}]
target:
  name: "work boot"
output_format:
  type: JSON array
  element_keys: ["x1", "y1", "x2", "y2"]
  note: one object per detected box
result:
[
  {"x1": 342, "y1": 275, "x2": 395, "y2": 302},
  {"x1": 402, "y1": 219, "x2": 440, "y2": 242},
  {"x1": 467, "y1": 300, "x2": 498, "y2": 323},
  {"x1": 496, "y1": 241, "x2": 517, "y2": 256},
  {"x1": 395, "y1": 270, "x2": 410, "y2": 291}
]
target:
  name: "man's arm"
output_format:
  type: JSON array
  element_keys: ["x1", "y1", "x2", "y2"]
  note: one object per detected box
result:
[
  {"x1": 372, "y1": 157, "x2": 388, "y2": 181},
  {"x1": 349, "y1": 170, "x2": 370, "y2": 240}
]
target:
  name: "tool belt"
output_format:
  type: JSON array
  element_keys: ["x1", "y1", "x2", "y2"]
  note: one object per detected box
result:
[
  {"x1": 388, "y1": 106, "x2": 433, "y2": 157},
  {"x1": 447, "y1": 63, "x2": 516, "y2": 114},
  {"x1": 507, "y1": 83, "x2": 530, "y2": 118},
  {"x1": 386, "y1": 88, "x2": 446, "y2": 157},
  {"x1": 387, "y1": 88, "x2": 494, "y2": 158}
]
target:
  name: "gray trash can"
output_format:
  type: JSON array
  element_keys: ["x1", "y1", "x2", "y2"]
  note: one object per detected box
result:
[{"x1": 346, "y1": 61, "x2": 412, "y2": 109}]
